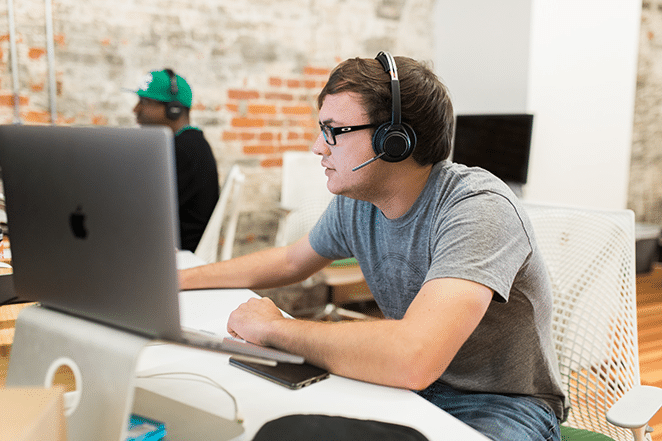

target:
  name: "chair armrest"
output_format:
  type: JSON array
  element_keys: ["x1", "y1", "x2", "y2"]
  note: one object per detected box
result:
[{"x1": 606, "y1": 385, "x2": 662, "y2": 429}]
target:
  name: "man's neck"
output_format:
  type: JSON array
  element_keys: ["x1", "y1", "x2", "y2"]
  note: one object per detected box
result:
[
  {"x1": 374, "y1": 163, "x2": 434, "y2": 219},
  {"x1": 168, "y1": 117, "x2": 191, "y2": 135}
]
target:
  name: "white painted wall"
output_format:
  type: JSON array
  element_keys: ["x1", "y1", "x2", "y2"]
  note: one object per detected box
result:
[
  {"x1": 525, "y1": 0, "x2": 641, "y2": 209},
  {"x1": 433, "y1": 0, "x2": 533, "y2": 114},
  {"x1": 433, "y1": 0, "x2": 641, "y2": 210}
]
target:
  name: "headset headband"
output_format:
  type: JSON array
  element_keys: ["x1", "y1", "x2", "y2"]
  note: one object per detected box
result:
[
  {"x1": 164, "y1": 68, "x2": 178, "y2": 100},
  {"x1": 375, "y1": 51, "x2": 402, "y2": 127}
]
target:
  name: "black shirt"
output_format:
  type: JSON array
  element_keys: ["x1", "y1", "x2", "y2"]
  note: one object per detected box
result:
[{"x1": 174, "y1": 127, "x2": 219, "y2": 251}]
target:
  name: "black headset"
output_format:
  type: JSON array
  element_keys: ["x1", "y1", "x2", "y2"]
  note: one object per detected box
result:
[
  {"x1": 164, "y1": 68, "x2": 185, "y2": 120},
  {"x1": 372, "y1": 51, "x2": 417, "y2": 162}
]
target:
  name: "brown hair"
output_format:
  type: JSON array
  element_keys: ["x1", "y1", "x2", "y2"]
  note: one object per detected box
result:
[{"x1": 317, "y1": 55, "x2": 455, "y2": 165}]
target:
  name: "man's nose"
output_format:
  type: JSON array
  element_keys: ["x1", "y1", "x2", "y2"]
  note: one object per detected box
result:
[{"x1": 311, "y1": 132, "x2": 330, "y2": 156}]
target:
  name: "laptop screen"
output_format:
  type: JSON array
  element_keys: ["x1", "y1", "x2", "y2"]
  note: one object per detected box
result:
[{"x1": 0, "y1": 125, "x2": 183, "y2": 340}]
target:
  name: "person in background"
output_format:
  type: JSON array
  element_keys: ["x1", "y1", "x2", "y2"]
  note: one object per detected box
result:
[
  {"x1": 179, "y1": 53, "x2": 565, "y2": 441},
  {"x1": 133, "y1": 68, "x2": 219, "y2": 252}
]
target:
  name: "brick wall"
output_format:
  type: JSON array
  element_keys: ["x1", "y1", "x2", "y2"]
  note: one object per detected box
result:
[
  {"x1": 3, "y1": 0, "x2": 662, "y2": 233},
  {"x1": 223, "y1": 67, "x2": 329, "y2": 169},
  {"x1": 0, "y1": 0, "x2": 435, "y2": 264}
]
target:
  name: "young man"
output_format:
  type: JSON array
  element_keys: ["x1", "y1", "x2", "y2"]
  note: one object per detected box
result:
[
  {"x1": 133, "y1": 69, "x2": 219, "y2": 252},
  {"x1": 180, "y1": 53, "x2": 565, "y2": 440}
]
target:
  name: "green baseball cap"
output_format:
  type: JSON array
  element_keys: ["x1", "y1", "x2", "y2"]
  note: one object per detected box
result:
[{"x1": 135, "y1": 69, "x2": 193, "y2": 108}]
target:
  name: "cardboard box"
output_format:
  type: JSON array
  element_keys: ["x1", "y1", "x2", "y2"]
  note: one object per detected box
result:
[{"x1": 0, "y1": 386, "x2": 66, "y2": 441}]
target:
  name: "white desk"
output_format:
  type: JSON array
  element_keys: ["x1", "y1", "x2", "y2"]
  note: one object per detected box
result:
[{"x1": 134, "y1": 252, "x2": 488, "y2": 440}]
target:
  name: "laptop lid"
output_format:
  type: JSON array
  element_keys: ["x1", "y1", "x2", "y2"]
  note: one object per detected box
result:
[{"x1": 0, "y1": 125, "x2": 183, "y2": 341}]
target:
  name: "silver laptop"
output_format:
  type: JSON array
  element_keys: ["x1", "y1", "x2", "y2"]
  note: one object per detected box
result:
[{"x1": 0, "y1": 124, "x2": 302, "y2": 364}]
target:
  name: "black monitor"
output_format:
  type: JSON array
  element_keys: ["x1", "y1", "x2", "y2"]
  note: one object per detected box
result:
[{"x1": 451, "y1": 114, "x2": 534, "y2": 185}]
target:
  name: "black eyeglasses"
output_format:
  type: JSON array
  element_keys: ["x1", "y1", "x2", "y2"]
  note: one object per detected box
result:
[{"x1": 319, "y1": 122, "x2": 376, "y2": 146}]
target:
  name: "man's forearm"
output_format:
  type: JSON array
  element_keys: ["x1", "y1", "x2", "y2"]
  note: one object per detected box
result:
[
  {"x1": 180, "y1": 237, "x2": 332, "y2": 291},
  {"x1": 180, "y1": 246, "x2": 296, "y2": 290},
  {"x1": 231, "y1": 278, "x2": 493, "y2": 391},
  {"x1": 263, "y1": 317, "x2": 447, "y2": 391}
]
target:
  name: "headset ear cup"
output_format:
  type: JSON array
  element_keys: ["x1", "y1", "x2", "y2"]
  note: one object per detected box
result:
[
  {"x1": 372, "y1": 122, "x2": 416, "y2": 162},
  {"x1": 372, "y1": 122, "x2": 390, "y2": 156},
  {"x1": 402, "y1": 122, "x2": 417, "y2": 155},
  {"x1": 165, "y1": 101, "x2": 183, "y2": 120}
]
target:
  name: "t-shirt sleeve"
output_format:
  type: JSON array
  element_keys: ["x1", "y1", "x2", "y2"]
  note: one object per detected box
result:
[
  {"x1": 425, "y1": 191, "x2": 533, "y2": 303},
  {"x1": 308, "y1": 196, "x2": 354, "y2": 260}
]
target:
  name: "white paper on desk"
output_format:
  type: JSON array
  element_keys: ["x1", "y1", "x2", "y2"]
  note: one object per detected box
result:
[
  {"x1": 179, "y1": 288, "x2": 295, "y2": 338},
  {"x1": 174, "y1": 251, "x2": 295, "y2": 336},
  {"x1": 178, "y1": 289, "x2": 258, "y2": 337},
  {"x1": 176, "y1": 250, "x2": 206, "y2": 269}
]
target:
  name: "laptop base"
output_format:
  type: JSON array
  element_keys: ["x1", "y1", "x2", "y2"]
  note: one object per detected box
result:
[{"x1": 6, "y1": 305, "x2": 150, "y2": 441}]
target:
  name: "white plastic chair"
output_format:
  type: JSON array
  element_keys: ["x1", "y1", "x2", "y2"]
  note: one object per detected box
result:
[
  {"x1": 275, "y1": 151, "x2": 369, "y2": 320},
  {"x1": 523, "y1": 202, "x2": 662, "y2": 441},
  {"x1": 275, "y1": 151, "x2": 334, "y2": 248},
  {"x1": 194, "y1": 164, "x2": 246, "y2": 264}
]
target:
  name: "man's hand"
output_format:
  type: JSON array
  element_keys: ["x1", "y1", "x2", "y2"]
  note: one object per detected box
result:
[{"x1": 227, "y1": 297, "x2": 286, "y2": 345}]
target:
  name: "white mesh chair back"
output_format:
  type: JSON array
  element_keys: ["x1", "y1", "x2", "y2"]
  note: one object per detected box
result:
[
  {"x1": 275, "y1": 151, "x2": 333, "y2": 247},
  {"x1": 277, "y1": 195, "x2": 334, "y2": 247},
  {"x1": 194, "y1": 164, "x2": 245, "y2": 264},
  {"x1": 523, "y1": 202, "x2": 639, "y2": 440}
]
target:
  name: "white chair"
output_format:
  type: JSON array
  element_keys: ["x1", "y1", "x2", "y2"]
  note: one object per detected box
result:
[
  {"x1": 523, "y1": 202, "x2": 662, "y2": 441},
  {"x1": 275, "y1": 151, "x2": 334, "y2": 248},
  {"x1": 194, "y1": 164, "x2": 246, "y2": 264},
  {"x1": 276, "y1": 151, "x2": 369, "y2": 320}
]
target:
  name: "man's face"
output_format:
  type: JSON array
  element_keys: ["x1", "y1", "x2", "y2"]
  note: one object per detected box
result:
[
  {"x1": 313, "y1": 92, "x2": 384, "y2": 199},
  {"x1": 133, "y1": 97, "x2": 168, "y2": 126}
]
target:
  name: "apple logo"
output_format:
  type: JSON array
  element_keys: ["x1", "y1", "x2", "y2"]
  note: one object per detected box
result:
[{"x1": 69, "y1": 206, "x2": 88, "y2": 239}]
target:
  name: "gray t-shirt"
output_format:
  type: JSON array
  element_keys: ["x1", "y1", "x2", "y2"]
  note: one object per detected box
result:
[{"x1": 309, "y1": 160, "x2": 566, "y2": 419}]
